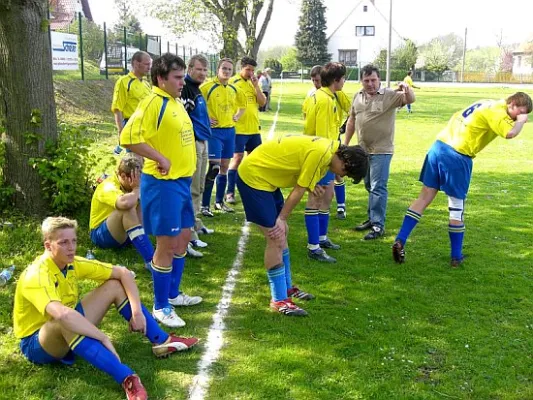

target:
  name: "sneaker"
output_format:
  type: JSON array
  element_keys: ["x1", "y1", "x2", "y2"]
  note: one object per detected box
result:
[
  {"x1": 355, "y1": 219, "x2": 372, "y2": 231},
  {"x1": 201, "y1": 207, "x2": 214, "y2": 218},
  {"x1": 169, "y1": 293, "x2": 203, "y2": 306},
  {"x1": 214, "y1": 202, "x2": 234, "y2": 213},
  {"x1": 152, "y1": 306, "x2": 186, "y2": 328},
  {"x1": 225, "y1": 193, "x2": 236, "y2": 204},
  {"x1": 122, "y1": 374, "x2": 147, "y2": 400},
  {"x1": 364, "y1": 225, "x2": 384, "y2": 240},
  {"x1": 392, "y1": 240, "x2": 405, "y2": 264},
  {"x1": 288, "y1": 286, "x2": 315, "y2": 301},
  {"x1": 336, "y1": 208, "x2": 346, "y2": 220},
  {"x1": 113, "y1": 145, "x2": 123, "y2": 155},
  {"x1": 186, "y1": 243, "x2": 203, "y2": 258},
  {"x1": 191, "y1": 239, "x2": 208, "y2": 248},
  {"x1": 308, "y1": 248, "x2": 337, "y2": 263},
  {"x1": 450, "y1": 256, "x2": 464, "y2": 268},
  {"x1": 319, "y1": 238, "x2": 341, "y2": 250},
  {"x1": 197, "y1": 226, "x2": 214, "y2": 235},
  {"x1": 152, "y1": 334, "x2": 200, "y2": 358},
  {"x1": 270, "y1": 299, "x2": 308, "y2": 316}
]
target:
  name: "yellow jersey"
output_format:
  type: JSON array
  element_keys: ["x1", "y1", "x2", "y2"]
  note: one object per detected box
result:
[
  {"x1": 238, "y1": 135, "x2": 339, "y2": 192},
  {"x1": 111, "y1": 72, "x2": 151, "y2": 119},
  {"x1": 200, "y1": 77, "x2": 246, "y2": 128},
  {"x1": 437, "y1": 100, "x2": 513, "y2": 157},
  {"x1": 403, "y1": 75, "x2": 414, "y2": 87},
  {"x1": 13, "y1": 253, "x2": 113, "y2": 338},
  {"x1": 121, "y1": 86, "x2": 196, "y2": 180},
  {"x1": 303, "y1": 89, "x2": 350, "y2": 129},
  {"x1": 230, "y1": 75, "x2": 260, "y2": 135},
  {"x1": 89, "y1": 174, "x2": 123, "y2": 229},
  {"x1": 303, "y1": 87, "x2": 339, "y2": 141}
]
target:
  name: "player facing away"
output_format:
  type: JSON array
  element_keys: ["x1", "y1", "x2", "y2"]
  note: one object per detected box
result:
[
  {"x1": 236, "y1": 135, "x2": 368, "y2": 316},
  {"x1": 121, "y1": 53, "x2": 202, "y2": 328},
  {"x1": 89, "y1": 154, "x2": 154, "y2": 270},
  {"x1": 392, "y1": 92, "x2": 532, "y2": 267},
  {"x1": 13, "y1": 217, "x2": 198, "y2": 400}
]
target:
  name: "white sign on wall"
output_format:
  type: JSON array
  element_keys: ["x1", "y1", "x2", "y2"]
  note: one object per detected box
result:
[{"x1": 51, "y1": 31, "x2": 79, "y2": 70}]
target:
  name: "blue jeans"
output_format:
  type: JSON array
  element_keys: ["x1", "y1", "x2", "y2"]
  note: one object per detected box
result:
[{"x1": 364, "y1": 154, "x2": 393, "y2": 229}]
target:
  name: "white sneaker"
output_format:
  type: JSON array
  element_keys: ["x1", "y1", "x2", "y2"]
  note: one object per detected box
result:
[
  {"x1": 169, "y1": 293, "x2": 203, "y2": 306},
  {"x1": 191, "y1": 239, "x2": 208, "y2": 248},
  {"x1": 152, "y1": 306, "x2": 186, "y2": 328},
  {"x1": 198, "y1": 226, "x2": 214, "y2": 235},
  {"x1": 186, "y1": 243, "x2": 204, "y2": 258}
]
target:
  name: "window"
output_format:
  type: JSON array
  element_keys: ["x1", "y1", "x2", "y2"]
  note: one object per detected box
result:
[
  {"x1": 356, "y1": 26, "x2": 375, "y2": 36},
  {"x1": 339, "y1": 50, "x2": 357, "y2": 66},
  {"x1": 363, "y1": 5, "x2": 368, "y2": 11},
  {"x1": 517, "y1": 56, "x2": 522, "y2": 67}
]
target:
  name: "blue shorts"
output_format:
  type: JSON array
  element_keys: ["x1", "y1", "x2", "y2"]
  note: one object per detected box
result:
[
  {"x1": 90, "y1": 220, "x2": 130, "y2": 249},
  {"x1": 318, "y1": 171, "x2": 335, "y2": 186},
  {"x1": 236, "y1": 172, "x2": 284, "y2": 228},
  {"x1": 235, "y1": 134, "x2": 262, "y2": 154},
  {"x1": 141, "y1": 173, "x2": 195, "y2": 236},
  {"x1": 419, "y1": 140, "x2": 473, "y2": 200},
  {"x1": 20, "y1": 302, "x2": 85, "y2": 365},
  {"x1": 209, "y1": 128, "x2": 236, "y2": 159}
]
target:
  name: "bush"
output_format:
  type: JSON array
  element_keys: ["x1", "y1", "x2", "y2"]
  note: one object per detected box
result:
[{"x1": 30, "y1": 124, "x2": 99, "y2": 215}]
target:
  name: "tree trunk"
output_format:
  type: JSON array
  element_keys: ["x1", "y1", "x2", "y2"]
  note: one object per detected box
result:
[{"x1": 0, "y1": 0, "x2": 57, "y2": 216}]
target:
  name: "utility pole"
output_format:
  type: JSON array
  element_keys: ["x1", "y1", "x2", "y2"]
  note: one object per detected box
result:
[
  {"x1": 386, "y1": 0, "x2": 393, "y2": 87},
  {"x1": 461, "y1": 27, "x2": 467, "y2": 83}
]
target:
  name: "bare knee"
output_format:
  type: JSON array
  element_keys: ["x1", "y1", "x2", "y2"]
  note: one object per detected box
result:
[{"x1": 99, "y1": 278, "x2": 126, "y2": 299}]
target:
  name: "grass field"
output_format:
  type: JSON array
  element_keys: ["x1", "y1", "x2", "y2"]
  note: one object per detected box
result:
[{"x1": 0, "y1": 82, "x2": 532, "y2": 400}]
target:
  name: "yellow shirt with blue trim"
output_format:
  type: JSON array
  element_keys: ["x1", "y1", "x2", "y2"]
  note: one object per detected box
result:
[
  {"x1": 111, "y1": 72, "x2": 151, "y2": 119},
  {"x1": 403, "y1": 75, "x2": 414, "y2": 87},
  {"x1": 13, "y1": 253, "x2": 113, "y2": 338},
  {"x1": 436, "y1": 100, "x2": 513, "y2": 158},
  {"x1": 238, "y1": 135, "x2": 339, "y2": 192},
  {"x1": 303, "y1": 87, "x2": 339, "y2": 140},
  {"x1": 335, "y1": 90, "x2": 351, "y2": 127},
  {"x1": 200, "y1": 77, "x2": 246, "y2": 128},
  {"x1": 89, "y1": 174, "x2": 123, "y2": 229},
  {"x1": 230, "y1": 74, "x2": 260, "y2": 135},
  {"x1": 120, "y1": 86, "x2": 196, "y2": 180}
]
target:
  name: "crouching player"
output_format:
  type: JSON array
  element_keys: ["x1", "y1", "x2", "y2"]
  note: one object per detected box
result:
[
  {"x1": 236, "y1": 135, "x2": 368, "y2": 316},
  {"x1": 392, "y1": 92, "x2": 532, "y2": 267},
  {"x1": 90, "y1": 154, "x2": 154, "y2": 269},
  {"x1": 13, "y1": 217, "x2": 199, "y2": 399}
]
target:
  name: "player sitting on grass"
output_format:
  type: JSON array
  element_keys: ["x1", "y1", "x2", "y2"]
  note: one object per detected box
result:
[
  {"x1": 392, "y1": 92, "x2": 532, "y2": 267},
  {"x1": 89, "y1": 154, "x2": 154, "y2": 270},
  {"x1": 13, "y1": 217, "x2": 199, "y2": 400},
  {"x1": 236, "y1": 135, "x2": 368, "y2": 316}
]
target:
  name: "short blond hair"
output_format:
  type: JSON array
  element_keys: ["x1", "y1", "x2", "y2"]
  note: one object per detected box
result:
[{"x1": 42, "y1": 217, "x2": 78, "y2": 241}]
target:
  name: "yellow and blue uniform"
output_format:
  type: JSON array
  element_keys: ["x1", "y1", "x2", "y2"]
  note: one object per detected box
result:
[
  {"x1": 230, "y1": 74, "x2": 263, "y2": 153},
  {"x1": 111, "y1": 72, "x2": 151, "y2": 120},
  {"x1": 237, "y1": 135, "x2": 339, "y2": 227},
  {"x1": 120, "y1": 86, "x2": 196, "y2": 236},
  {"x1": 403, "y1": 75, "x2": 414, "y2": 88}
]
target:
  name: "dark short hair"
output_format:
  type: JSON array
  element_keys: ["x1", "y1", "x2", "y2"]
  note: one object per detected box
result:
[
  {"x1": 310, "y1": 65, "x2": 323, "y2": 77},
  {"x1": 217, "y1": 57, "x2": 234, "y2": 69},
  {"x1": 131, "y1": 51, "x2": 150, "y2": 64},
  {"x1": 360, "y1": 64, "x2": 380, "y2": 80},
  {"x1": 240, "y1": 56, "x2": 257, "y2": 68},
  {"x1": 151, "y1": 53, "x2": 186, "y2": 87},
  {"x1": 336, "y1": 145, "x2": 368, "y2": 184},
  {"x1": 507, "y1": 92, "x2": 533, "y2": 113},
  {"x1": 188, "y1": 54, "x2": 208, "y2": 69},
  {"x1": 320, "y1": 62, "x2": 346, "y2": 87}
]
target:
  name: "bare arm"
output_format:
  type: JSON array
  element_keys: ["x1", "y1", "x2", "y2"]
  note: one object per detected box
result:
[
  {"x1": 233, "y1": 108, "x2": 246, "y2": 122},
  {"x1": 344, "y1": 114, "x2": 356, "y2": 145},
  {"x1": 398, "y1": 82, "x2": 415, "y2": 106},
  {"x1": 251, "y1": 75, "x2": 267, "y2": 107},
  {"x1": 506, "y1": 114, "x2": 528, "y2": 139},
  {"x1": 123, "y1": 143, "x2": 170, "y2": 176},
  {"x1": 268, "y1": 185, "x2": 308, "y2": 240},
  {"x1": 115, "y1": 169, "x2": 140, "y2": 210},
  {"x1": 113, "y1": 110, "x2": 124, "y2": 135}
]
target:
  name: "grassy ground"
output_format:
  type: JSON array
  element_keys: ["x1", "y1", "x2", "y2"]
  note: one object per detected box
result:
[{"x1": 0, "y1": 82, "x2": 532, "y2": 400}]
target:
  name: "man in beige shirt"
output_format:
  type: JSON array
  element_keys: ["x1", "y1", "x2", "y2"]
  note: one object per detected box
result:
[{"x1": 344, "y1": 64, "x2": 415, "y2": 240}]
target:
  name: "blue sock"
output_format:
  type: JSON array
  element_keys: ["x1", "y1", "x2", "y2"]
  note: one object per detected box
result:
[
  {"x1": 117, "y1": 299, "x2": 169, "y2": 344},
  {"x1": 151, "y1": 262, "x2": 172, "y2": 310},
  {"x1": 215, "y1": 174, "x2": 227, "y2": 204},
  {"x1": 395, "y1": 208, "x2": 422, "y2": 245},
  {"x1": 126, "y1": 225, "x2": 154, "y2": 263},
  {"x1": 203, "y1": 174, "x2": 215, "y2": 207},
  {"x1": 282, "y1": 248, "x2": 292, "y2": 289},
  {"x1": 407, "y1": 103, "x2": 412, "y2": 112},
  {"x1": 267, "y1": 264, "x2": 287, "y2": 302},
  {"x1": 448, "y1": 224, "x2": 465, "y2": 260},
  {"x1": 169, "y1": 254, "x2": 185, "y2": 299},
  {"x1": 227, "y1": 169, "x2": 237, "y2": 195},
  {"x1": 69, "y1": 335, "x2": 133, "y2": 384},
  {"x1": 318, "y1": 210, "x2": 330, "y2": 240},
  {"x1": 305, "y1": 208, "x2": 319, "y2": 248},
  {"x1": 334, "y1": 181, "x2": 346, "y2": 210}
]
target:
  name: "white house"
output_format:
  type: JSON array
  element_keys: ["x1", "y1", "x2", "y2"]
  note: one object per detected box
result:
[
  {"x1": 327, "y1": 0, "x2": 403, "y2": 70},
  {"x1": 512, "y1": 39, "x2": 533, "y2": 76}
]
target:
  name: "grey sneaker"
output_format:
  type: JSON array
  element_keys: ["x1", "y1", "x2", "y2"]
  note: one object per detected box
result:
[
  {"x1": 319, "y1": 238, "x2": 341, "y2": 250},
  {"x1": 308, "y1": 248, "x2": 337, "y2": 263},
  {"x1": 186, "y1": 243, "x2": 203, "y2": 258},
  {"x1": 214, "y1": 202, "x2": 234, "y2": 213}
]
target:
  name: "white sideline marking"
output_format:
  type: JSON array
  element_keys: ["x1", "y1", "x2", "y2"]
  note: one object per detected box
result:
[
  {"x1": 266, "y1": 76, "x2": 284, "y2": 141},
  {"x1": 188, "y1": 222, "x2": 251, "y2": 400}
]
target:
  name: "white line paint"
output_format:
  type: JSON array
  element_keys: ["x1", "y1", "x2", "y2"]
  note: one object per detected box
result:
[
  {"x1": 266, "y1": 76, "x2": 284, "y2": 141},
  {"x1": 188, "y1": 222, "x2": 251, "y2": 400}
]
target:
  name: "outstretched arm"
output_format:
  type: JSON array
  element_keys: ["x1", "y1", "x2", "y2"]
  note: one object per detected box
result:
[{"x1": 506, "y1": 114, "x2": 528, "y2": 139}]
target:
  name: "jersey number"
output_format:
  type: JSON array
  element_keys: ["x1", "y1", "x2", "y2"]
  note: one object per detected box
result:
[{"x1": 462, "y1": 103, "x2": 482, "y2": 119}]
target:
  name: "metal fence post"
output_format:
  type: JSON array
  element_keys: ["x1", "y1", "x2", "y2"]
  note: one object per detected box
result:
[
  {"x1": 78, "y1": 12, "x2": 84, "y2": 80},
  {"x1": 104, "y1": 22, "x2": 109, "y2": 79},
  {"x1": 175, "y1": 43, "x2": 178, "y2": 55}
]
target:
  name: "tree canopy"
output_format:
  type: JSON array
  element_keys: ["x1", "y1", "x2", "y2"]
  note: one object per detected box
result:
[{"x1": 295, "y1": 0, "x2": 330, "y2": 67}]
